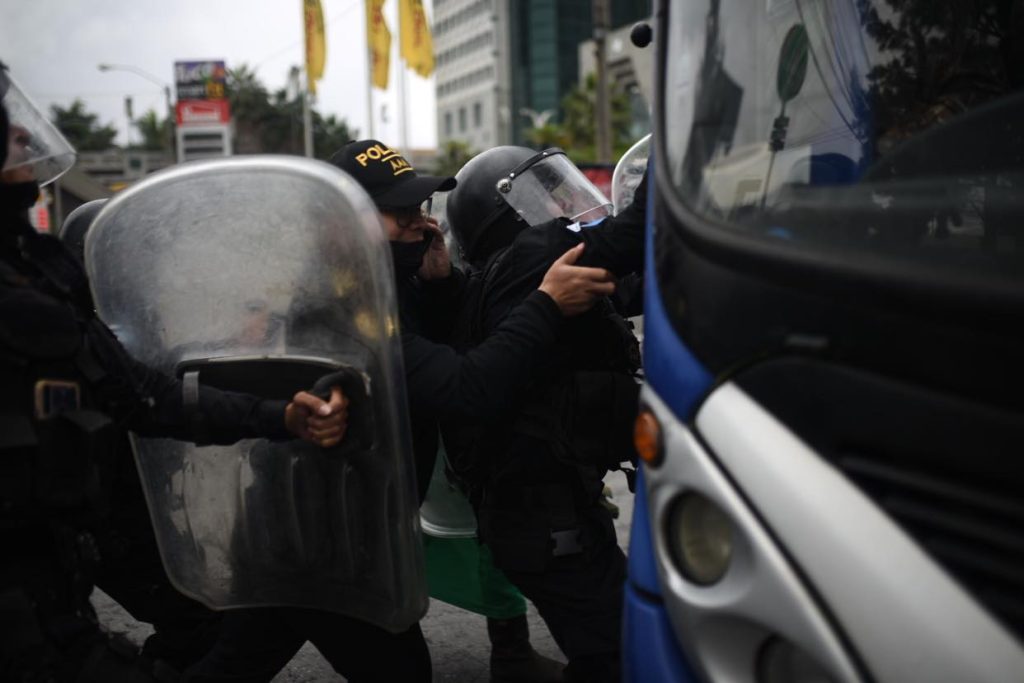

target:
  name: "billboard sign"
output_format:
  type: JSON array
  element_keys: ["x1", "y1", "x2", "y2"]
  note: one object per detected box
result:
[{"x1": 175, "y1": 60, "x2": 228, "y2": 101}]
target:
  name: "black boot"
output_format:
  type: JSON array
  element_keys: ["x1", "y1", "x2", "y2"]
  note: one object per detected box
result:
[{"x1": 488, "y1": 615, "x2": 565, "y2": 683}]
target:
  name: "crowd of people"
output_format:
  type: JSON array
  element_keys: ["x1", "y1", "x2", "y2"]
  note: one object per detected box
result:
[{"x1": 1, "y1": 60, "x2": 648, "y2": 683}]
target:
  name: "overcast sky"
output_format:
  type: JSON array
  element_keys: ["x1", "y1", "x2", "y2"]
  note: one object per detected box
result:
[{"x1": 1, "y1": 0, "x2": 437, "y2": 150}]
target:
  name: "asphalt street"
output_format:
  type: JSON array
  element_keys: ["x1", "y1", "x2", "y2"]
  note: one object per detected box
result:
[{"x1": 94, "y1": 470, "x2": 635, "y2": 682}]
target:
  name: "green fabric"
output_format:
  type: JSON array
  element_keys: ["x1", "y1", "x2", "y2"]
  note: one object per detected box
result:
[{"x1": 423, "y1": 534, "x2": 527, "y2": 618}]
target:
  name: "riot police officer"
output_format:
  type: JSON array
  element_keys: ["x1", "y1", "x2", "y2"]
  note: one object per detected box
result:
[
  {"x1": 331, "y1": 139, "x2": 622, "y2": 682},
  {"x1": 169, "y1": 140, "x2": 612, "y2": 683},
  {"x1": 442, "y1": 145, "x2": 649, "y2": 683},
  {"x1": 330, "y1": 138, "x2": 617, "y2": 503},
  {"x1": 51, "y1": 198, "x2": 231, "y2": 675},
  {"x1": 0, "y1": 62, "x2": 347, "y2": 681}
]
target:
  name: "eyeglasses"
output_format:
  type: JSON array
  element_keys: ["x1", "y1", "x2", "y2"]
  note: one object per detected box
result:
[{"x1": 383, "y1": 197, "x2": 433, "y2": 230}]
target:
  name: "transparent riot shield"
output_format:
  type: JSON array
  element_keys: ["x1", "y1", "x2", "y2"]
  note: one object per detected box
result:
[
  {"x1": 85, "y1": 156, "x2": 426, "y2": 632},
  {"x1": 612, "y1": 134, "x2": 651, "y2": 215}
]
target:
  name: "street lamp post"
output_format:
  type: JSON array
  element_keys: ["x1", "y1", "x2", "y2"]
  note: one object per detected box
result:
[{"x1": 97, "y1": 63, "x2": 175, "y2": 161}]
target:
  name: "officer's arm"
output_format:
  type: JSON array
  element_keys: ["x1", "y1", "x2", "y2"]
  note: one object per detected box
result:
[
  {"x1": 128, "y1": 360, "x2": 294, "y2": 445},
  {"x1": 402, "y1": 289, "x2": 563, "y2": 421},
  {"x1": 575, "y1": 170, "x2": 648, "y2": 276},
  {"x1": 83, "y1": 320, "x2": 300, "y2": 445},
  {"x1": 404, "y1": 243, "x2": 617, "y2": 420}
]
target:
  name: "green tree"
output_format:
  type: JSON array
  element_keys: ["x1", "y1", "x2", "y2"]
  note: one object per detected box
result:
[
  {"x1": 51, "y1": 99, "x2": 118, "y2": 151},
  {"x1": 133, "y1": 110, "x2": 171, "y2": 151},
  {"x1": 226, "y1": 64, "x2": 274, "y2": 123},
  {"x1": 433, "y1": 140, "x2": 476, "y2": 177},
  {"x1": 227, "y1": 65, "x2": 282, "y2": 154},
  {"x1": 227, "y1": 64, "x2": 355, "y2": 157},
  {"x1": 859, "y1": 0, "x2": 1015, "y2": 147},
  {"x1": 314, "y1": 113, "x2": 355, "y2": 159},
  {"x1": 523, "y1": 74, "x2": 634, "y2": 162},
  {"x1": 525, "y1": 123, "x2": 571, "y2": 150}
]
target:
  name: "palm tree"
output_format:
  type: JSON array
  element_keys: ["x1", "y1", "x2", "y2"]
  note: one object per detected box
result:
[
  {"x1": 133, "y1": 110, "x2": 170, "y2": 151},
  {"x1": 434, "y1": 140, "x2": 477, "y2": 177}
]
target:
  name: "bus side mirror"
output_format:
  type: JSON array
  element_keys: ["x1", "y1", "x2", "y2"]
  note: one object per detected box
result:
[{"x1": 631, "y1": 22, "x2": 653, "y2": 48}]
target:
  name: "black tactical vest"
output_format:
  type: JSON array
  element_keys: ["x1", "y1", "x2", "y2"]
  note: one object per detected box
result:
[
  {"x1": 443, "y1": 245, "x2": 641, "y2": 501},
  {"x1": 0, "y1": 222, "x2": 126, "y2": 524}
]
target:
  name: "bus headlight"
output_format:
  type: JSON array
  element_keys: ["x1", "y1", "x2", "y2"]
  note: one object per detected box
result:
[{"x1": 666, "y1": 492, "x2": 733, "y2": 585}]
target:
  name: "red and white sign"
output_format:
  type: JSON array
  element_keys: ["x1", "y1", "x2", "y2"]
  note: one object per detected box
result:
[{"x1": 176, "y1": 99, "x2": 231, "y2": 126}]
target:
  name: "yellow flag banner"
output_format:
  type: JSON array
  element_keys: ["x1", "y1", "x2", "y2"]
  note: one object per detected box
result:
[
  {"x1": 367, "y1": 0, "x2": 391, "y2": 89},
  {"x1": 399, "y1": 0, "x2": 435, "y2": 78},
  {"x1": 304, "y1": 0, "x2": 326, "y2": 94}
]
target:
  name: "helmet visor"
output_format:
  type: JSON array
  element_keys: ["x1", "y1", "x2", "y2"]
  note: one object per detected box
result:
[
  {"x1": 499, "y1": 151, "x2": 612, "y2": 226},
  {"x1": 2, "y1": 70, "x2": 76, "y2": 186}
]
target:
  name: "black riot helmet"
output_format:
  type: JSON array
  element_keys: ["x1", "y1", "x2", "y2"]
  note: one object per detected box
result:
[
  {"x1": 448, "y1": 145, "x2": 613, "y2": 267},
  {"x1": 450, "y1": 145, "x2": 610, "y2": 266},
  {"x1": 447, "y1": 146, "x2": 534, "y2": 266}
]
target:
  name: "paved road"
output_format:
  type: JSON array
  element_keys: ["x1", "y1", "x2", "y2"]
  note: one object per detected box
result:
[{"x1": 94, "y1": 471, "x2": 635, "y2": 682}]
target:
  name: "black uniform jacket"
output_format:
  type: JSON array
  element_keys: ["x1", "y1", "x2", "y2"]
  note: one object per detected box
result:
[
  {"x1": 480, "y1": 188, "x2": 647, "y2": 338},
  {"x1": 396, "y1": 266, "x2": 563, "y2": 499},
  {"x1": 450, "y1": 186, "x2": 648, "y2": 505},
  {"x1": 0, "y1": 214, "x2": 291, "y2": 446}
]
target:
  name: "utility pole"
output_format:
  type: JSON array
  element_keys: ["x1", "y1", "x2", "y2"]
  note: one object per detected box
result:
[
  {"x1": 288, "y1": 66, "x2": 302, "y2": 153},
  {"x1": 593, "y1": 0, "x2": 612, "y2": 164},
  {"x1": 164, "y1": 84, "x2": 176, "y2": 162},
  {"x1": 124, "y1": 95, "x2": 135, "y2": 148},
  {"x1": 303, "y1": 71, "x2": 315, "y2": 158}
]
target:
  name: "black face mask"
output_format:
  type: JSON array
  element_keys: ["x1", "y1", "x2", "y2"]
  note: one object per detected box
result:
[
  {"x1": 389, "y1": 232, "x2": 433, "y2": 278},
  {"x1": 0, "y1": 180, "x2": 40, "y2": 217}
]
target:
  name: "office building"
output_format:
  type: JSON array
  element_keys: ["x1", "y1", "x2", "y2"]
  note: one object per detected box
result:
[
  {"x1": 433, "y1": 0, "x2": 650, "y2": 150},
  {"x1": 433, "y1": 0, "x2": 513, "y2": 151}
]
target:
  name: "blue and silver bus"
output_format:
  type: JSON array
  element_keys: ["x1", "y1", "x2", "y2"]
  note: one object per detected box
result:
[{"x1": 624, "y1": 1, "x2": 1024, "y2": 681}]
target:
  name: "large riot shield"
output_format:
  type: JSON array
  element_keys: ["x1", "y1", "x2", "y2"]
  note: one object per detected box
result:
[{"x1": 85, "y1": 156, "x2": 426, "y2": 632}]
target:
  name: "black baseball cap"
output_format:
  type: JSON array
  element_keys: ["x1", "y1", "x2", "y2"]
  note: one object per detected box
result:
[{"x1": 329, "y1": 139, "x2": 456, "y2": 209}]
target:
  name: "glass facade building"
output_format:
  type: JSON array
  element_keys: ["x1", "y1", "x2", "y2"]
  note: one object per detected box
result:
[{"x1": 509, "y1": 0, "x2": 650, "y2": 145}]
